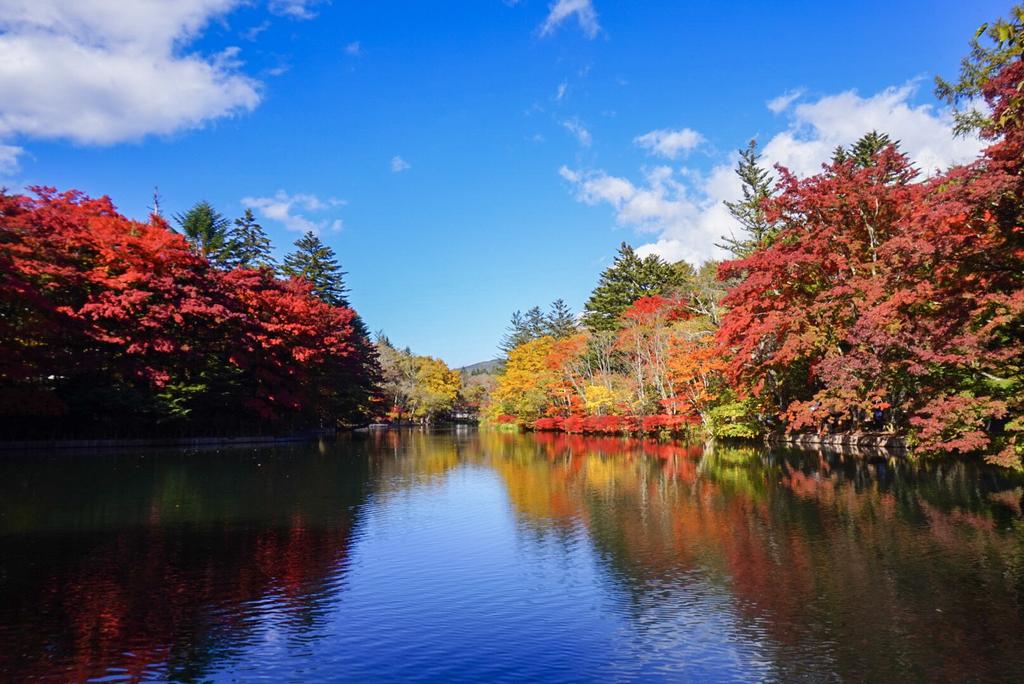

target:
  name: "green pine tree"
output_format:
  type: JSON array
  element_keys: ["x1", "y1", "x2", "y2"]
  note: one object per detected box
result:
[
  {"x1": 225, "y1": 209, "x2": 275, "y2": 270},
  {"x1": 848, "y1": 131, "x2": 897, "y2": 168},
  {"x1": 280, "y1": 231, "x2": 350, "y2": 307},
  {"x1": 545, "y1": 299, "x2": 577, "y2": 338},
  {"x1": 499, "y1": 299, "x2": 578, "y2": 355},
  {"x1": 831, "y1": 131, "x2": 904, "y2": 185},
  {"x1": 830, "y1": 145, "x2": 850, "y2": 165},
  {"x1": 718, "y1": 140, "x2": 777, "y2": 259},
  {"x1": 174, "y1": 201, "x2": 231, "y2": 264},
  {"x1": 281, "y1": 231, "x2": 373, "y2": 344},
  {"x1": 500, "y1": 310, "x2": 533, "y2": 355},
  {"x1": 524, "y1": 306, "x2": 547, "y2": 338},
  {"x1": 582, "y1": 242, "x2": 685, "y2": 331}
]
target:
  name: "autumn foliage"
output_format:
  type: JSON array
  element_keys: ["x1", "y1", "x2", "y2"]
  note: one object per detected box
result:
[
  {"x1": 717, "y1": 22, "x2": 1023, "y2": 465},
  {"x1": 0, "y1": 189, "x2": 378, "y2": 437},
  {"x1": 489, "y1": 10, "x2": 1024, "y2": 466}
]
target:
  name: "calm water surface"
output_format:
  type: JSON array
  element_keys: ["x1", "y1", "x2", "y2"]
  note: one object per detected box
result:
[{"x1": 2, "y1": 429, "x2": 1024, "y2": 682}]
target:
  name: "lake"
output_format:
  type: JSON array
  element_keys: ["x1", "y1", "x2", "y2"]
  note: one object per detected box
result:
[{"x1": 1, "y1": 429, "x2": 1023, "y2": 682}]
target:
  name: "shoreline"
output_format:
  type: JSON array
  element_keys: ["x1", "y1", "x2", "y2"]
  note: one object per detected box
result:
[
  {"x1": 0, "y1": 426, "x2": 911, "y2": 457},
  {"x1": 769, "y1": 432, "x2": 908, "y2": 451},
  {"x1": 525, "y1": 421, "x2": 912, "y2": 456},
  {"x1": 0, "y1": 423, "x2": 484, "y2": 452},
  {"x1": 0, "y1": 431, "x2": 341, "y2": 452}
]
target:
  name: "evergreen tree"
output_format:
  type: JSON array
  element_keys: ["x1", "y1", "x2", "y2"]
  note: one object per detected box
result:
[
  {"x1": 583, "y1": 242, "x2": 685, "y2": 331},
  {"x1": 500, "y1": 300, "x2": 577, "y2": 356},
  {"x1": 500, "y1": 310, "x2": 533, "y2": 355},
  {"x1": 280, "y1": 231, "x2": 350, "y2": 307},
  {"x1": 225, "y1": 209, "x2": 275, "y2": 270},
  {"x1": 546, "y1": 299, "x2": 577, "y2": 338},
  {"x1": 718, "y1": 140, "x2": 777, "y2": 259},
  {"x1": 830, "y1": 145, "x2": 850, "y2": 165},
  {"x1": 174, "y1": 201, "x2": 231, "y2": 264},
  {"x1": 848, "y1": 131, "x2": 897, "y2": 168},
  {"x1": 671, "y1": 260, "x2": 698, "y2": 288},
  {"x1": 524, "y1": 306, "x2": 547, "y2": 338},
  {"x1": 830, "y1": 132, "x2": 904, "y2": 184}
]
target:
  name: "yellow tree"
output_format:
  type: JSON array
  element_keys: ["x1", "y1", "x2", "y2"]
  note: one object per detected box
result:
[
  {"x1": 489, "y1": 336, "x2": 558, "y2": 422},
  {"x1": 410, "y1": 356, "x2": 462, "y2": 422},
  {"x1": 583, "y1": 384, "x2": 618, "y2": 415}
]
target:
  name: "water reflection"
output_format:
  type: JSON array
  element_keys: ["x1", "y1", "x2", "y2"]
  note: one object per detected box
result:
[
  {"x1": 476, "y1": 433, "x2": 1024, "y2": 682},
  {"x1": 0, "y1": 442, "x2": 374, "y2": 682},
  {"x1": 1, "y1": 432, "x2": 1023, "y2": 682}
]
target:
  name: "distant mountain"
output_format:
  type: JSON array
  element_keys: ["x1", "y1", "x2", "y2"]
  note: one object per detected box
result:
[{"x1": 458, "y1": 359, "x2": 503, "y2": 375}]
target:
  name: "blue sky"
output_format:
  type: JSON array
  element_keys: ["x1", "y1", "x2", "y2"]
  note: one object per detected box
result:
[{"x1": 0, "y1": 0, "x2": 1008, "y2": 366}]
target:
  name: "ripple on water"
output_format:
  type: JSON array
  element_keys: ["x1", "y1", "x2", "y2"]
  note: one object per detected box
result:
[{"x1": 2, "y1": 433, "x2": 1024, "y2": 682}]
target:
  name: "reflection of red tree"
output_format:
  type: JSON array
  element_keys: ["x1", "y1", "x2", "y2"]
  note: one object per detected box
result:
[
  {"x1": 487, "y1": 432, "x2": 1024, "y2": 681},
  {"x1": 5, "y1": 517, "x2": 357, "y2": 682},
  {"x1": 531, "y1": 431, "x2": 702, "y2": 463},
  {"x1": 532, "y1": 415, "x2": 699, "y2": 435},
  {"x1": 717, "y1": 460, "x2": 1024, "y2": 680}
]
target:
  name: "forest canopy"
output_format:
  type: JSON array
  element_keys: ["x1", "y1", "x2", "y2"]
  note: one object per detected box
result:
[{"x1": 0, "y1": 192, "x2": 379, "y2": 437}]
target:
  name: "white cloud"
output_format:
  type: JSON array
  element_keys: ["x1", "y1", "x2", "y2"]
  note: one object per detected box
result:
[
  {"x1": 267, "y1": 62, "x2": 290, "y2": 77},
  {"x1": 555, "y1": 80, "x2": 568, "y2": 102},
  {"x1": 242, "y1": 20, "x2": 271, "y2": 41},
  {"x1": 766, "y1": 88, "x2": 805, "y2": 114},
  {"x1": 634, "y1": 127, "x2": 704, "y2": 159},
  {"x1": 390, "y1": 155, "x2": 411, "y2": 172},
  {"x1": 562, "y1": 117, "x2": 592, "y2": 147},
  {"x1": 560, "y1": 82, "x2": 985, "y2": 265},
  {"x1": 0, "y1": 143, "x2": 23, "y2": 175},
  {"x1": 633, "y1": 238, "x2": 703, "y2": 265},
  {"x1": 765, "y1": 83, "x2": 983, "y2": 176},
  {"x1": 0, "y1": 0, "x2": 260, "y2": 164},
  {"x1": 559, "y1": 164, "x2": 712, "y2": 264},
  {"x1": 539, "y1": 0, "x2": 600, "y2": 39},
  {"x1": 268, "y1": 0, "x2": 325, "y2": 20},
  {"x1": 242, "y1": 191, "x2": 345, "y2": 234},
  {"x1": 345, "y1": 41, "x2": 362, "y2": 56}
]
